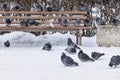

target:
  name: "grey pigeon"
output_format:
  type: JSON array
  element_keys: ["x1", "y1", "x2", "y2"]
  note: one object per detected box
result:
[
  {"x1": 96, "y1": 17, "x2": 106, "y2": 26},
  {"x1": 78, "y1": 50, "x2": 94, "y2": 62},
  {"x1": 5, "y1": 19, "x2": 12, "y2": 27},
  {"x1": 3, "y1": 3, "x2": 10, "y2": 11},
  {"x1": 91, "y1": 52, "x2": 105, "y2": 60},
  {"x1": 52, "y1": 4, "x2": 60, "y2": 11},
  {"x1": 36, "y1": 4, "x2": 43, "y2": 12},
  {"x1": 74, "y1": 19, "x2": 81, "y2": 27},
  {"x1": 61, "y1": 19, "x2": 69, "y2": 27},
  {"x1": 4, "y1": 40, "x2": 10, "y2": 47},
  {"x1": 20, "y1": 19, "x2": 29, "y2": 27},
  {"x1": 65, "y1": 47, "x2": 77, "y2": 54},
  {"x1": 61, "y1": 53, "x2": 78, "y2": 66},
  {"x1": 47, "y1": 7, "x2": 53, "y2": 12},
  {"x1": 28, "y1": 19, "x2": 40, "y2": 26},
  {"x1": 42, "y1": 42, "x2": 52, "y2": 51},
  {"x1": 13, "y1": 4, "x2": 21, "y2": 11},
  {"x1": 109, "y1": 55, "x2": 120, "y2": 67},
  {"x1": 67, "y1": 38, "x2": 80, "y2": 49},
  {"x1": 112, "y1": 19, "x2": 120, "y2": 26}
]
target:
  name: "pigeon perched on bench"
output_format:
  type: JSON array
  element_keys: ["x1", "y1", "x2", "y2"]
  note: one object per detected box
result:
[
  {"x1": 3, "y1": 3, "x2": 10, "y2": 11},
  {"x1": 74, "y1": 19, "x2": 81, "y2": 27},
  {"x1": 91, "y1": 52, "x2": 105, "y2": 60},
  {"x1": 78, "y1": 50, "x2": 94, "y2": 62},
  {"x1": 20, "y1": 19, "x2": 29, "y2": 27},
  {"x1": 42, "y1": 42, "x2": 52, "y2": 51},
  {"x1": 67, "y1": 38, "x2": 80, "y2": 49},
  {"x1": 109, "y1": 55, "x2": 120, "y2": 67},
  {"x1": 4, "y1": 40, "x2": 10, "y2": 47},
  {"x1": 61, "y1": 19, "x2": 69, "y2": 27},
  {"x1": 61, "y1": 53, "x2": 78, "y2": 66},
  {"x1": 5, "y1": 19, "x2": 12, "y2": 27},
  {"x1": 28, "y1": 19, "x2": 40, "y2": 26},
  {"x1": 47, "y1": 7, "x2": 53, "y2": 12}
]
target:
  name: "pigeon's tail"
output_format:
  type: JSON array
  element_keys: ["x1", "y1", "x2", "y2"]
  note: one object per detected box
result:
[
  {"x1": 89, "y1": 58, "x2": 95, "y2": 62},
  {"x1": 76, "y1": 46, "x2": 81, "y2": 49},
  {"x1": 74, "y1": 62, "x2": 79, "y2": 66}
]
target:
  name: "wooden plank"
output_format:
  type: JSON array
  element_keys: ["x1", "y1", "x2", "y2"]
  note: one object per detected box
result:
[
  {"x1": 0, "y1": 11, "x2": 87, "y2": 15},
  {"x1": 0, "y1": 26, "x2": 91, "y2": 31},
  {"x1": 0, "y1": 16, "x2": 87, "y2": 20}
]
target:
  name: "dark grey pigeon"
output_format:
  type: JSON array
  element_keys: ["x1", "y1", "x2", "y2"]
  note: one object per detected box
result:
[
  {"x1": 47, "y1": 7, "x2": 53, "y2": 12},
  {"x1": 112, "y1": 19, "x2": 120, "y2": 26},
  {"x1": 13, "y1": 4, "x2": 21, "y2": 11},
  {"x1": 80, "y1": 4, "x2": 89, "y2": 11},
  {"x1": 52, "y1": 4, "x2": 60, "y2": 11},
  {"x1": 3, "y1": 3, "x2": 10, "y2": 11},
  {"x1": 5, "y1": 19, "x2": 12, "y2": 27},
  {"x1": 109, "y1": 55, "x2": 120, "y2": 67},
  {"x1": 36, "y1": 4, "x2": 43, "y2": 12},
  {"x1": 84, "y1": 18, "x2": 90, "y2": 27},
  {"x1": 42, "y1": 42, "x2": 52, "y2": 51},
  {"x1": 78, "y1": 50, "x2": 94, "y2": 62},
  {"x1": 65, "y1": 47, "x2": 77, "y2": 54},
  {"x1": 67, "y1": 38, "x2": 80, "y2": 49},
  {"x1": 61, "y1": 53, "x2": 78, "y2": 66},
  {"x1": 96, "y1": 17, "x2": 106, "y2": 26},
  {"x1": 28, "y1": 19, "x2": 40, "y2": 26},
  {"x1": 20, "y1": 19, "x2": 29, "y2": 27},
  {"x1": 61, "y1": 19, "x2": 69, "y2": 27},
  {"x1": 74, "y1": 19, "x2": 81, "y2": 27},
  {"x1": 4, "y1": 40, "x2": 10, "y2": 47},
  {"x1": 91, "y1": 52, "x2": 105, "y2": 60}
]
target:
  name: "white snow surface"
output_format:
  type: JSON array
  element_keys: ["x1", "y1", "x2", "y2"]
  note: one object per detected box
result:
[{"x1": 0, "y1": 31, "x2": 120, "y2": 80}]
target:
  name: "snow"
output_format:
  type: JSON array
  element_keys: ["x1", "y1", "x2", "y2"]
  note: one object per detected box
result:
[{"x1": 0, "y1": 31, "x2": 120, "y2": 80}]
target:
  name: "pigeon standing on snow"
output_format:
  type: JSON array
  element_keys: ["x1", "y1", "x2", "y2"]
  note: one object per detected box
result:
[
  {"x1": 5, "y1": 19, "x2": 12, "y2": 27},
  {"x1": 42, "y1": 42, "x2": 52, "y2": 51},
  {"x1": 91, "y1": 52, "x2": 105, "y2": 60},
  {"x1": 78, "y1": 50, "x2": 94, "y2": 62},
  {"x1": 61, "y1": 19, "x2": 69, "y2": 27},
  {"x1": 109, "y1": 55, "x2": 120, "y2": 67},
  {"x1": 61, "y1": 53, "x2": 78, "y2": 66},
  {"x1": 4, "y1": 40, "x2": 10, "y2": 47},
  {"x1": 74, "y1": 19, "x2": 81, "y2": 27},
  {"x1": 67, "y1": 38, "x2": 80, "y2": 49}
]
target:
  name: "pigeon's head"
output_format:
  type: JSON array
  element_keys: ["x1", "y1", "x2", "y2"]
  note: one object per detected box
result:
[
  {"x1": 62, "y1": 52, "x2": 66, "y2": 56},
  {"x1": 78, "y1": 50, "x2": 83, "y2": 54},
  {"x1": 67, "y1": 38, "x2": 72, "y2": 45}
]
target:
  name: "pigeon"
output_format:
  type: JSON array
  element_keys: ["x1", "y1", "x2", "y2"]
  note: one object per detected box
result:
[
  {"x1": 42, "y1": 42, "x2": 52, "y2": 51},
  {"x1": 109, "y1": 55, "x2": 120, "y2": 67},
  {"x1": 84, "y1": 18, "x2": 91, "y2": 27},
  {"x1": 5, "y1": 19, "x2": 12, "y2": 27},
  {"x1": 78, "y1": 50, "x2": 94, "y2": 62},
  {"x1": 65, "y1": 47, "x2": 77, "y2": 54},
  {"x1": 13, "y1": 4, "x2": 21, "y2": 11},
  {"x1": 91, "y1": 52, "x2": 105, "y2": 60},
  {"x1": 74, "y1": 19, "x2": 81, "y2": 27},
  {"x1": 47, "y1": 7, "x2": 53, "y2": 12},
  {"x1": 36, "y1": 3, "x2": 43, "y2": 12},
  {"x1": 61, "y1": 19, "x2": 69, "y2": 27},
  {"x1": 49, "y1": 21, "x2": 55, "y2": 28},
  {"x1": 96, "y1": 17, "x2": 106, "y2": 26},
  {"x1": 3, "y1": 3, "x2": 10, "y2": 11},
  {"x1": 80, "y1": 1, "x2": 89, "y2": 11},
  {"x1": 28, "y1": 19, "x2": 40, "y2": 26},
  {"x1": 112, "y1": 18, "x2": 120, "y2": 26},
  {"x1": 20, "y1": 19, "x2": 29, "y2": 27},
  {"x1": 4, "y1": 40, "x2": 10, "y2": 47},
  {"x1": 52, "y1": 4, "x2": 60, "y2": 11},
  {"x1": 61, "y1": 53, "x2": 78, "y2": 66},
  {"x1": 67, "y1": 38, "x2": 80, "y2": 49}
]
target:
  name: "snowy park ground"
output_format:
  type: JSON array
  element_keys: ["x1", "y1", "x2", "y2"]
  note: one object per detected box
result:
[{"x1": 0, "y1": 31, "x2": 120, "y2": 80}]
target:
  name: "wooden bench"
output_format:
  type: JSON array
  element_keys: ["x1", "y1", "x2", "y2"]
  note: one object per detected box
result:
[{"x1": 0, "y1": 11, "x2": 91, "y2": 45}]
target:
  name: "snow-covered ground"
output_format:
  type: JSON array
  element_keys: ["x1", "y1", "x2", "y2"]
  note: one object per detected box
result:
[{"x1": 0, "y1": 31, "x2": 120, "y2": 80}]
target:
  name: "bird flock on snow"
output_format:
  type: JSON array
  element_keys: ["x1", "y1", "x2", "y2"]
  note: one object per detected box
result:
[{"x1": 3, "y1": 38, "x2": 120, "y2": 68}]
